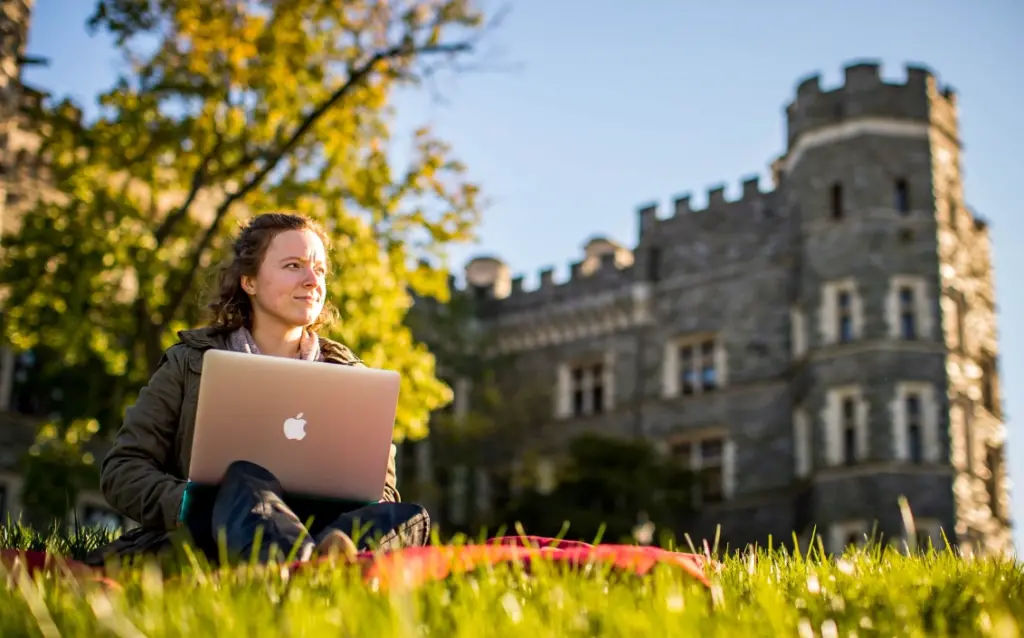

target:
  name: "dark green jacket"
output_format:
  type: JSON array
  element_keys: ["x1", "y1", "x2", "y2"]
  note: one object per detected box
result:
[{"x1": 99, "y1": 326, "x2": 401, "y2": 533}]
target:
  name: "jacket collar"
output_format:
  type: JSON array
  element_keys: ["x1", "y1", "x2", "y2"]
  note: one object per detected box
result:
[
  {"x1": 177, "y1": 326, "x2": 227, "y2": 351},
  {"x1": 176, "y1": 326, "x2": 360, "y2": 366}
]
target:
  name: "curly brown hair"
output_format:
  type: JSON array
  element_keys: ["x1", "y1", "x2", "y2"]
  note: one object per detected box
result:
[{"x1": 206, "y1": 212, "x2": 337, "y2": 334}]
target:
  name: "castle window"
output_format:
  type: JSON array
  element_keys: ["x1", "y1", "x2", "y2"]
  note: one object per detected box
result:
[
  {"x1": 838, "y1": 291, "x2": 853, "y2": 342},
  {"x1": 590, "y1": 363, "x2": 605, "y2": 414},
  {"x1": 830, "y1": 183, "x2": 844, "y2": 219},
  {"x1": 887, "y1": 276, "x2": 931, "y2": 342},
  {"x1": 667, "y1": 335, "x2": 725, "y2": 398},
  {"x1": 842, "y1": 398, "x2": 857, "y2": 465},
  {"x1": 697, "y1": 438, "x2": 724, "y2": 504},
  {"x1": 899, "y1": 286, "x2": 917, "y2": 340},
  {"x1": 571, "y1": 367, "x2": 585, "y2": 416},
  {"x1": 894, "y1": 382, "x2": 938, "y2": 463},
  {"x1": 905, "y1": 394, "x2": 923, "y2": 463},
  {"x1": 669, "y1": 435, "x2": 735, "y2": 505},
  {"x1": 826, "y1": 386, "x2": 866, "y2": 466},
  {"x1": 894, "y1": 178, "x2": 910, "y2": 214},
  {"x1": 947, "y1": 195, "x2": 959, "y2": 229},
  {"x1": 557, "y1": 358, "x2": 612, "y2": 419},
  {"x1": 985, "y1": 444, "x2": 1004, "y2": 519},
  {"x1": 699, "y1": 340, "x2": 716, "y2": 390},
  {"x1": 979, "y1": 352, "x2": 1000, "y2": 417},
  {"x1": 680, "y1": 345, "x2": 695, "y2": 395},
  {"x1": 821, "y1": 279, "x2": 862, "y2": 346}
]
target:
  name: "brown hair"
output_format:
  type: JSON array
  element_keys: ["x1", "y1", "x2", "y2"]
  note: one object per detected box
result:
[{"x1": 207, "y1": 212, "x2": 336, "y2": 333}]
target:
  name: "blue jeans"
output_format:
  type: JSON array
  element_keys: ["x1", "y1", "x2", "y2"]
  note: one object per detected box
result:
[{"x1": 210, "y1": 460, "x2": 430, "y2": 562}]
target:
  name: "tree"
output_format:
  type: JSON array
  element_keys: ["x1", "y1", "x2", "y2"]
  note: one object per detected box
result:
[
  {"x1": 1, "y1": 0, "x2": 496, "y2": 440},
  {"x1": 18, "y1": 418, "x2": 102, "y2": 528},
  {"x1": 499, "y1": 433, "x2": 696, "y2": 543}
]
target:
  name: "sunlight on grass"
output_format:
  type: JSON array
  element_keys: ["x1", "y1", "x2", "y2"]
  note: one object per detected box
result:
[{"x1": 0, "y1": 521, "x2": 1021, "y2": 637}]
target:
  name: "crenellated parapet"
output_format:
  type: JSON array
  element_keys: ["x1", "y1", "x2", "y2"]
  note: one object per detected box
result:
[
  {"x1": 637, "y1": 173, "x2": 775, "y2": 239},
  {"x1": 785, "y1": 60, "x2": 957, "y2": 148},
  {"x1": 451, "y1": 237, "x2": 649, "y2": 354},
  {"x1": 458, "y1": 237, "x2": 636, "y2": 311}
]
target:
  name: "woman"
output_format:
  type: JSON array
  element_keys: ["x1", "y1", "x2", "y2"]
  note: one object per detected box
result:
[{"x1": 85, "y1": 213, "x2": 430, "y2": 566}]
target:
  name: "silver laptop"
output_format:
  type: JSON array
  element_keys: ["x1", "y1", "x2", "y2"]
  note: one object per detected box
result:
[{"x1": 188, "y1": 349, "x2": 401, "y2": 503}]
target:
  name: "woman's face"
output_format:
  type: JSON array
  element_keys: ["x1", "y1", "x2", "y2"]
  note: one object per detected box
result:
[{"x1": 242, "y1": 228, "x2": 327, "y2": 331}]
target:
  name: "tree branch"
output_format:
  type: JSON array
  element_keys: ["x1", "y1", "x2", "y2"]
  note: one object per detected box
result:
[
  {"x1": 152, "y1": 122, "x2": 228, "y2": 246},
  {"x1": 157, "y1": 38, "x2": 473, "y2": 330}
]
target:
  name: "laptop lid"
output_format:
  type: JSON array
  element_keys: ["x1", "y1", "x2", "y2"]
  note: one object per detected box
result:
[{"x1": 188, "y1": 349, "x2": 400, "y2": 503}]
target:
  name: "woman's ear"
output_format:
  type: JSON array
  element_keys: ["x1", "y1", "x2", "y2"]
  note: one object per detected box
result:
[{"x1": 240, "y1": 276, "x2": 255, "y2": 295}]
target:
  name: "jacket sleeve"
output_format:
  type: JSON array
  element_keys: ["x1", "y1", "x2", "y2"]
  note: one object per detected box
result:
[
  {"x1": 382, "y1": 443, "x2": 401, "y2": 503},
  {"x1": 100, "y1": 347, "x2": 188, "y2": 531}
]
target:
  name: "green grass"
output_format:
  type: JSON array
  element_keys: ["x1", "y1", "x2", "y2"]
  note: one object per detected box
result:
[{"x1": 0, "y1": 523, "x2": 1021, "y2": 637}]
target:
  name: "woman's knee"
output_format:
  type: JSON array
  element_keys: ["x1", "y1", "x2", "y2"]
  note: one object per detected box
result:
[
  {"x1": 393, "y1": 502, "x2": 430, "y2": 527},
  {"x1": 222, "y1": 459, "x2": 278, "y2": 485}
]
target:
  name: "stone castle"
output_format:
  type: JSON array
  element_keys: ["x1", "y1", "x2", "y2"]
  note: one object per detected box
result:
[
  {"x1": 403, "y1": 61, "x2": 1012, "y2": 555},
  {"x1": 0, "y1": 1, "x2": 1012, "y2": 554}
]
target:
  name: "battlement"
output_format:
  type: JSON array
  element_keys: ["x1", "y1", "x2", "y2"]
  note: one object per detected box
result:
[
  {"x1": 459, "y1": 236, "x2": 635, "y2": 304},
  {"x1": 455, "y1": 170, "x2": 783, "y2": 313},
  {"x1": 785, "y1": 60, "x2": 957, "y2": 147},
  {"x1": 637, "y1": 173, "x2": 770, "y2": 234}
]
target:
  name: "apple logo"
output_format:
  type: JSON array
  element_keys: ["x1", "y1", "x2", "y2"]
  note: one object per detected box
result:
[{"x1": 283, "y1": 412, "x2": 307, "y2": 441}]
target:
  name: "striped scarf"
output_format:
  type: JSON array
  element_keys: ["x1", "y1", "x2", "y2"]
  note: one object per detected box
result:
[{"x1": 226, "y1": 326, "x2": 322, "y2": 361}]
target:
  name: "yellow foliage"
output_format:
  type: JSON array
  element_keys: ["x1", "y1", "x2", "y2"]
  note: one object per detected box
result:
[{"x1": 1, "y1": 0, "x2": 488, "y2": 441}]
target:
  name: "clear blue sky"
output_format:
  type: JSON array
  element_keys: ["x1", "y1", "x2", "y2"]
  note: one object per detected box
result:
[{"x1": 23, "y1": 0, "x2": 1023, "y2": 548}]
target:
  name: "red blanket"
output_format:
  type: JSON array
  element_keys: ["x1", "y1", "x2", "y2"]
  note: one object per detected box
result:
[{"x1": 0, "y1": 536, "x2": 711, "y2": 590}]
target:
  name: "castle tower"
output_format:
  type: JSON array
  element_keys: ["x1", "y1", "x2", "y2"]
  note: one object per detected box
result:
[{"x1": 781, "y1": 61, "x2": 1010, "y2": 554}]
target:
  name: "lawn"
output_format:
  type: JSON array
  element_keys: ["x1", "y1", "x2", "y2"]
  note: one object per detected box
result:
[{"x1": 0, "y1": 523, "x2": 1021, "y2": 637}]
